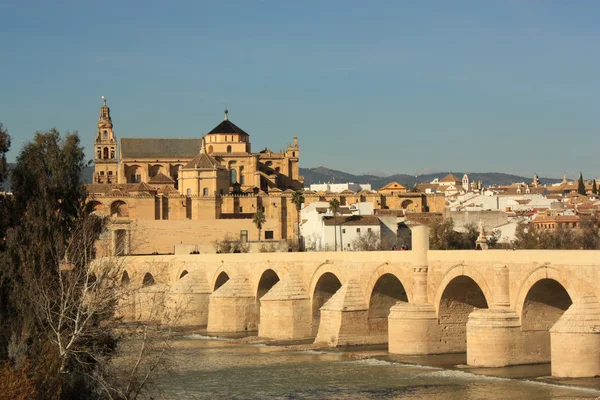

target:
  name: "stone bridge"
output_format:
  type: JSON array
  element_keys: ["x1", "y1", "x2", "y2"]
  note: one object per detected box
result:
[{"x1": 116, "y1": 226, "x2": 600, "y2": 378}]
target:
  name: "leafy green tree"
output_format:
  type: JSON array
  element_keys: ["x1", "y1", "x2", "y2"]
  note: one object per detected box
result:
[
  {"x1": 291, "y1": 190, "x2": 305, "y2": 250},
  {"x1": 577, "y1": 172, "x2": 586, "y2": 195},
  {"x1": 329, "y1": 198, "x2": 340, "y2": 251},
  {"x1": 253, "y1": 210, "x2": 266, "y2": 242}
]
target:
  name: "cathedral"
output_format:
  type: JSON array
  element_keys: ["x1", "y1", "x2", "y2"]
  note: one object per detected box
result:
[
  {"x1": 92, "y1": 97, "x2": 303, "y2": 193},
  {"x1": 87, "y1": 98, "x2": 442, "y2": 256}
]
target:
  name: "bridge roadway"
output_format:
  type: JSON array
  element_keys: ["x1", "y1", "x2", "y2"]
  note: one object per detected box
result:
[{"x1": 116, "y1": 226, "x2": 600, "y2": 378}]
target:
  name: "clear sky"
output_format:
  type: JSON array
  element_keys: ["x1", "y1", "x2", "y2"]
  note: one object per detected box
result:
[{"x1": 1, "y1": 1, "x2": 599, "y2": 178}]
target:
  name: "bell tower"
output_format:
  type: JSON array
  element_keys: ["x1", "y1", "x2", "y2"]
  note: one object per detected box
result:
[{"x1": 94, "y1": 96, "x2": 118, "y2": 184}]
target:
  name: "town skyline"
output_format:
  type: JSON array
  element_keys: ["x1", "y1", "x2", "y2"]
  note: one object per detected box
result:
[{"x1": 2, "y1": 1, "x2": 600, "y2": 178}]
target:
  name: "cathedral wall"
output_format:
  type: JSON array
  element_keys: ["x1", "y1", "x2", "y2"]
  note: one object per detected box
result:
[{"x1": 128, "y1": 218, "x2": 283, "y2": 254}]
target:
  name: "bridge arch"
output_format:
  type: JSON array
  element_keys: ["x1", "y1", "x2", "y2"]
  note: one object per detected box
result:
[
  {"x1": 256, "y1": 269, "x2": 281, "y2": 324},
  {"x1": 433, "y1": 264, "x2": 493, "y2": 317},
  {"x1": 142, "y1": 272, "x2": 155, "y2": 287},
  {"x1": 367, "y1": 272, "x2": 409, "y2": 342},
  {"x1": 514, "y1": 266, "x2": 581, "y2": 321},
  {"x1": 435, "y1": 265, "x2": 490, "y2": 353},
  {"x1": 310, "y1": 267, "x2": 344, "y2": 337},
  {"x1": 121, "y1": 270, "x2": 130, "y2": 285},
  {"x1": 212, "y1": 271, "x2": 230, "y2": 292},
  {"x1": 365, "y1": 264, "x2": 413, "y2": 305},
  {"x1": 308, "y1": 263, "x2": 346, "y2": 300},
  {"x1": 514, "y1": 267, "x2": 581, "y2": 365},
  {"x1": 210, "y1": 265, "x2": 235, "y2": 292}
]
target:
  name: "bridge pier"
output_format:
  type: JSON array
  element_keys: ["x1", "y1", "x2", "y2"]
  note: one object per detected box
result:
[
  {"x1": 467, "y1": 308, "x2": 521, "y2": 366},
  {"x1": 164, "y1": 274, "x2": 210, "y2": 326},
  {"x1": 389, "y1": 224, "x2": 443, "y2": 353},
  {"x1": 259, "y1": 275, "x2": 312, "y2": 340},
  {"x1": 207, "y1": 277, "x2": 258, "y2": 332},
  {"x1": 550, "y1": 294, "x2": 600, "y2": 378},
  {"x1": 115, "y1": 289, "x2": 136, "y2": 321},
  {"x1": 314, "y1": 280, "x2": 370, "y2": 346},
  {"x1": 388, "y1": 303, "x2": 444, "y2": 354},
  {"x1": 135, "y1": 284, "x2": 167, "y2": 322},
  {"x1": 467, "y1": 265, "x2": 522, "y2": 367}
]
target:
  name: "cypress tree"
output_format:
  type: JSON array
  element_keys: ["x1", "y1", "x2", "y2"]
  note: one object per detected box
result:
[
  {"x1": 593, "y1": 179, "x2": 598, "y2": 195},
  {"x1": 577, "y1": 172, "x2": 586, "y2": 195}
]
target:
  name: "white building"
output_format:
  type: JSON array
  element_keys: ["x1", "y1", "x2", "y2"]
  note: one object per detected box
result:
[
  {"x1": 308, "y1": 182, "x2": 372, "y2": 193},
  {"x1": 300, "y1": 201, "x2": 381, "y2": 251}
]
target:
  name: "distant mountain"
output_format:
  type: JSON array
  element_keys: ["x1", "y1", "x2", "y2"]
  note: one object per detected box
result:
[
  {"x1": 0, "y1": 163, "x2": 563, "y2": 192},
  {"x1": 300, "y1": 167, "x2": 563, "y2": 189}
]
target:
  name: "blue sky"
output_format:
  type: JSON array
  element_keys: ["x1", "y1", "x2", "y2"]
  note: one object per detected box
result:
[{"x1": 1, "y1": 1, "x2": 599, "y2": 178}]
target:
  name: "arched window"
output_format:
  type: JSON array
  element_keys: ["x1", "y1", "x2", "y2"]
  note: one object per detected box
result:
[
  {"x1": 208, "y1": 145, "x2": 213, "y2": 154},
  {"x1": 103, "y1": 130, "x2": 108, "y2": 138},
  {"x1": 110, "y1": 150, "x2": 115, "y2": 159},
  {"x1": 230, "y1": 169, "x2": 237, "y2": 184},
  {"x1": 239, "y1": 166, "x2": 245, "y2": 184},
  {"x1": 266, "y1": 161, "x2": 273, "y2": 168},
  {"x1": 97, "y1": 149, "x2": 101, "y2": 159},
  {"x1": 227, "y1": 145, "x2": 232, "y2": 153},
  {"x1": 103, "y1": 147, "x2": 109, "y2": 159},
  {"x1": 110, "y1": 201, "x2": 129, "y2": 217}
]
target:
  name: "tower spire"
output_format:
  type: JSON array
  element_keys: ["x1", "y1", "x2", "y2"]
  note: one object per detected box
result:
[{"x1": 224, "y1": 108, "x2": 229, "y2": 121}]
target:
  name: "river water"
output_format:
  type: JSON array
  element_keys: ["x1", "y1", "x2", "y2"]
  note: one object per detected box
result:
[{"x1": 152, "y1": 333, "x2": 600, "y2": 400}]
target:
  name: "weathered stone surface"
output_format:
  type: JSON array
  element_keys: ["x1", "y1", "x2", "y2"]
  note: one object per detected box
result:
[
  {"x1": 550, "y1": 295, "x2": 600, "y2": 377},
  {"x1": 207, "y1": 277, "x2": 258, "y2": 332},
  {"x1": 112, "y1": 243, "x2": 600, "y2": 378},
  {"x1": 467, "y1": 308, "x2": 521, "y2": 367}
]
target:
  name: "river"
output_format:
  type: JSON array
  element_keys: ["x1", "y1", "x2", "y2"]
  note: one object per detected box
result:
[{"x1": 150, "y1": 332, "x2": 600, "y2": 400}]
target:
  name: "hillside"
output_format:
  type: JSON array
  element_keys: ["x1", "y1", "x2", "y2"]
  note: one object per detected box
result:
[
  {"x1": 1, "y1": 164, "x2": 563, "y2": 192},
  {"x1": 300, "y1": 167, "x2": 562, "y2": 189}
]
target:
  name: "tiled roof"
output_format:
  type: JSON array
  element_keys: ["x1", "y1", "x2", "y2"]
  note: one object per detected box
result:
[
  {"x1": 130, "y1": 182, "x2": 156, "y2": 193},
  {"x1": 86, "y1": 183, "x2": 139, "y2": 195},
  {"x1": 404, "y1": 212, "x2": 444, "y2": 226},
  {"x1": 440, "y1": 173, "x2": 461, "y2": 183},
  {"x1": 148, "y1": 172, "x2": 175, "y2": 184},
  {"x1": 121, "y1": 138, "x2": 201, "y2": 159},
  {"x1": 207, "y1": 119, "x2": 249, "y2": 136},
  {"x1": 158, "y1": 185, "x2": 180, "y2": 195},
  {"x1": 183, "y1": 152, "x2": 225, "y2": 169},
  {"x1": 323, "y1": 215, "x2": 380, "y2": 226},
  {"x1": 379, "y1": 181, "x2": 407, "y2": 191},
  {"x1": 375, "y1": 209, "x2": 405, "y2": 217}
]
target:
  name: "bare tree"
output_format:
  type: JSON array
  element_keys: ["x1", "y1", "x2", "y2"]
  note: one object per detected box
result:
[{"x1": 350, "y1": 230, "x2": 381, "y2": 251}]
